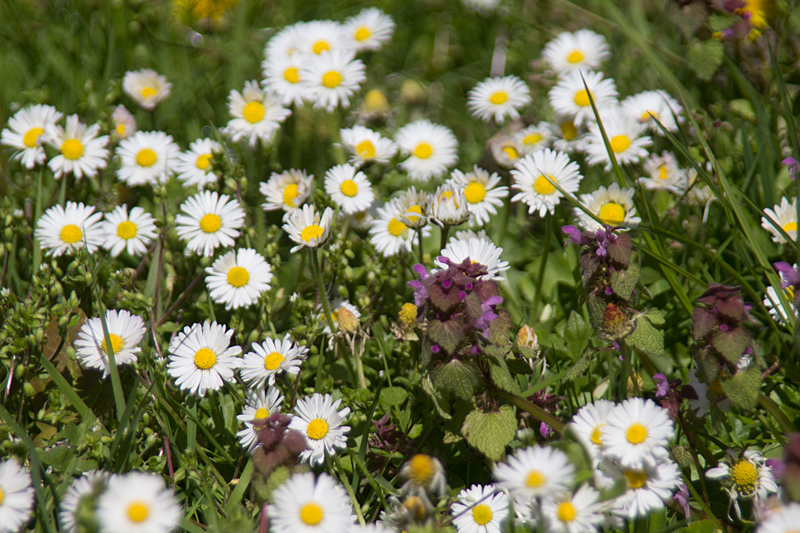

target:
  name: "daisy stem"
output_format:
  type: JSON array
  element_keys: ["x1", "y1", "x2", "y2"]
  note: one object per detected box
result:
[
  {"x1": 439, "y1": 225, "x2": 450, "y2": 252},
  {"x1": 310, "y1": 248, "x2": 336, "y2": 334},
  {"x1": 332, "y1": 455, "x2": 366, "y2": 526},
  {"x1": 681, "y1": 473, "x2": 722, "y2": 531},
  {"x1": 634, "y1": 517, "x2": 648, "y2": 533},
  {"x1": 32, "y1": 167, "x2": 43, "y2": 274},
  {"x1": 58, "y1": 172, "x2": 67, "y2": 207},
  {"x1": 531, "y1": 214, "x2": 552, "y2": 321},
  {"x1": 417, "y1": 227, "x2": 425, "y2": 265}
]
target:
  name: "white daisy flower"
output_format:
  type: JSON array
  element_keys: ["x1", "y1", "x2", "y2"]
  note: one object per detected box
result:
[
  {"x1": 449, "y1": 165, "x2": 508, "y2": 227},
  {"x1": 0, "y1": 459, "x2": 34, "y2": 533},
  {"x1": 757, "y1": 502, "x2": 800, "y2": 533},
  {"x1": 369, "y1": 198, "x2": 429, "y2": 257},
  {"x1": 707, "y1": 450, "x2": 779, "y2": 518},
  {"x1": 289, "y1": 393, "x2": 351, "y2": 466},
  {"x1": 636, "y1": 151, "x2": 686, "y2": 192},
  {"x1": 399, "y1": 454, "x2": 447, "y2": 497},
  {"x1": 511, "y1": 148, "x2": 583, "y2": 217},
  {"x1": 74, "y1": 309, "x2": 146, "y2": 376},
  {"x1": 95, "y1": 472, "x2": 181, "y2": 533},
  {"x1": 265, "y1": 23, "x2": 305, "y2": 61},
  {"x1": 343, "y1": 7, "x2": 395, "y2": 52},
  {"x1": 45, "y1": 115, "x2": 110, "y2": 180},
  {"x1": 685, "y1": 368, "x2": 715, "y2": 417},
  {"x1": 236, "y1": 386, "x2": 283, "y2": 452},
  {"x1": 584, "y1": 108, "x2": 652, "y2": 170},
  {"x1": 488, "y1": 136, "x2": 523, "y2": 169},
  {"x1": 435, "y1": 236, "x2": 509, "y2": 281},
  {"x1": 621, "y1": 90, "x2": 683, "y2": 134},
  {"x1": 167, "y1": 321, "x2": 242, "y2": 397},
  {"x1": 467, "y1": 75, "x2": 531, "y2": 124},
  {"x1": 175, "y1": 191, "x2": 245, "y2": 257},
  {"x1": 395, "y1": 119, "x2": 459, "y2": 182},
  {"x1": 541, "y1": 485, "x2": 604, "y2": 533},
  {"x1": 260, "y1": 169, "x2": 314, "y2": 218},
  {"x1": 569, "y1": 399, "x2": 616, "y2": 459},
  {"x1": 764, "y1": 280, "x2": 796, "y2": 326},
  {"x1": 115, "y1": 130, "x2": 180, "y2": 186},
  {"x1": 60, "y1": 471, "x2": 111, "y2": 533},
  {"x1": 451, "y1": 484, "x2": 509, "y2": 533},
  {"x1": 542, "y1": 30, "x2": 611, "y2": 75},
  {"x1": 339, "y1": 125, "x2": 398, "y2": 166},
  {"x1": 1, "y1": 104, "x2": 62, "y2": 169},
  {"x1": 493, "y1": 446, "x2": 575, "y2": 498},
  {"x1": 429, "y1": 183, "x2": 471, "y2": 227},
  {"x1": 548, "y1": 71, "x2": 618, "y2": 127},
  {"x1": 175, "y1": 138, "x2": 222, "y2": 189},
  {"x1": 514, "y1": 123, "x2": 553, "y2": 155},
  {"x1": 349, "y1": 208, "x2": 375, "y2": 232},
  {"x1": 396, "y1": 187, "x2": 432, "y2": 229},
  {"x1": 301, "y1": 50, "x2": 366, "y2": 112},
  {"x1": 601, "y1": 398, "x2": 673, "y2": 470},
  {"x1": 205, "y1": 248, "x2": 273, "y2": 310},
  {"x1": 600, "y1": 458, "x2": 681, "y2": 520},
  {"x1": 270, "y1": 472, "x2": 355, "y2": 533},
  {"x1": 111, "y1": 105, "x2": 136, "y2": 140},
  {"x1": 283, "y1": 204, "x2": 334, "y2": 253},
  {"x1": 224, "y1": 80, "x2": 291, "y2": 147},
  {"x1": 297, "y1": 20, "x2": 348, "y2": 56},
  {"x1": 261, "y1": 53, "x2": 310, "y2": 107},
  {"x1": 324, "y1": 164, "x2": 374, "y2": 214},
  {"x1": 762, "y1": 197, "x2": 797, "y2": 243},
  {"x1": 240, "y1": 334, "x2": 309, "y2": 388},
  {"x1": 122, "y1": 68, "x2": 172, "y2": 110},
  {"x1": 574, "y1": 183, "x2": 640, "y2": 230},
  {"x1": 35, "y1": 201, "x2": 104, "y2": 257},
  {"x1": 548, "y1": 117, "x2": 586, "y2": 154}
]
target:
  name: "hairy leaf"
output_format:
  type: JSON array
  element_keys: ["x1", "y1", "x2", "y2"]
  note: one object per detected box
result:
[
  {"x1": 610, "y1": 263, "x2": 640, "y2": 301},
  {"x1": 719, "y1": 366, "x2": 761, "y2": 410},
  {"x1": 428, "y1": 319, "x2": 464, "y2": 355},
  {"x1": 461, "y1": 405, "x2": 517, "y2": 461},
  {"x1": 430, "y1": 360, "x2": 482, "y2": 401}
]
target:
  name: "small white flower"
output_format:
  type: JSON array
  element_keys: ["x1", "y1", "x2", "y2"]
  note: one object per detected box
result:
[
  {"x1": 167, "y1": 321, "x2": 242, "y2": 397},
  {"x1": 60, "y1": 471, "x2": 111, "y2": 533},
  {"x1": 111, "y1": 105, "x2": 136, "y2": 139},
  {"x1": 548, "y1": 71, "x2": 618, "y2": 127},
  {"x1": 569, "y1": 399, "x2": 616, "y2": 459},
  {"x1": 468, "y1": 75, "x2": 531, "y2": 124},
  {"x1": 548, "y1": 117, "x2": 586, "y2": 154},
  {"x1": 324, "y1": 164, "x2": 374, "y2": 214},
  {"x1": 399, "y1": 454, "x2": 447, "y2": 496},
  {"x1": 757, "y1": 502, "x2": 800, "y2": 533},
  {"x1": 493, "y1": 446, "x2": 575, "y2": 498},
  {"x1": 762, "y1": 196, "x2": 797, "y2": 243},
  {"x1": 339, "y1": 125, "x2": 398, "y2": 166},
  {"x1": 488, "y1": 136, "x2": 523, "y2": 169},
  {"x1": 429, "y1": 183, "x2": 471, "y2": 227},
  {"x1": 541, "y1": 485, "x2": 604, "y2": 533},
  {"x1": 451, "y1": 484, "x2": 509, "y2": 533},
  {"x1": 601, "y1": 398, "x2": 674, "y2": 470},
  {"x1": 636, "y1": 151, "x2": 686, "y2": 192},
  {"x1": 95, "y1": 472, "x2": 181, "y2": 533},
  {"x1": 542, "y1": 30, "x2": 611, "y2": 75},
  {"x1": 264, "y1": 23, "x2": 305, "y2": 61},
  {"x1": 74, "y1": 309, "x2": 146, "y2": 376},
  {"x1": 514, "y1": 123, "x2": 553, "y2": 155},
  {"x1": 1, "y1": 104, "x2": 62, "y2": 169},
  {"x1": 369, "y1": 197, "x2": 430, "y2": 257},
  {"x1": 449, "y1": 165, "x2": 508, "y2": 227},
  {"x1": 45, "y1": 115, "x2": 110, "y2": 180},
  {"x1": 240, "y1": 334, "x2": 309, "y2": 388},
  {"x1": 621, "y1": 90, "x2": 683, "y2": 134},
  {"x1": 122, "y1": 68, "x2": 172, "y2": 110},
  {"x1": 175, "y1": 191, "x2": 245, "y2": 257},
  {"x1": 205, "y1": 248, "x2": 273, "y2": 310},
  {"x1": 343, "y1": 8, "x2": 395, "y2": 52},
  {"x1": 600, "y1": 458, "x2": 682, "y2": 520},
  {"x1": 290, "y1": 393, "x2": 351, "y2": 466},
  {"x1": 175, "y1": 138, "x2": 222, "y2": 189},
  {"x1": 395, "y1": 120, "x2": 459, "y2": 182},
  {"x1": 301, "y1": 50, "x2": 366, "y2": 112},
  {"x1": 236, "y1": 386, "x2": 283, "y2": 452},
  {"x1": 260, "y1": 169, "x2": 314, "y2": 218},
  {"x1": 224, "y1": 80, "x2": 291, "y2": 147},
  {"x1": 764, "y1": 276, "x2": 797, "y2": 326},
  {"x1": 0, "y1": 459, "x2": 34, "y2": 533},
  {"x1": 574, "y1": 183, "x2": 640, "y2": 230},
  {"x1": 116, "y1": 130, "x2": 180, "y2": 186},
  {"x1": 511, "y1": 148, "x2": 583, "y2": 217},
  {"x1": 35, "y1": 201, "x2": 104, "y2": 257},
  {"x1": 706, "y1": 450, "x2": 779, "y2": 519},
  {"x1": 296, "y1": 20, "x2": 348, "y2": 57},
  {"x1": 584, "y1": 108, "x2": 652, "y2": 171},
  {"x1": 283, "y1": 204, "x2": 334, "y2": 253},
  {"x1": 262, "y1": 54, "x2": 310, "y2": 107},
  {"x1": 435, "y1": 236, "x2": 509, "y2": 281},
  {"x1": 270, "y1": 472, "x2": 355, "y2": 533}
]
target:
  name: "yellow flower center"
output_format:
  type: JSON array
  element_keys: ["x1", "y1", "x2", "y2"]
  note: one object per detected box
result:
[
  {"x1": 264, "y1": 351, "x2": 284, "y2": 370},
  {"x1": 196, "y1": 153, "x2": 212, "y2": 170},
  {"x1": 409, "y1": 454, "x2": 435, "y2": 485},
  {"x1": 322, "y1": 71, "x2": 342, "y2": 88},
  {"x1": 731, "y1": 460, "x2": 759, "y2": 493},
  {"x1": 300, "y1": 503, "x2": 324, "y2": 525},
  {"x1": 523, "y1": 133, "x2": 542, "y2": 146},
  {"x1": 284, "y1": 67, "x2": 300, "y2": 84},
  {"x1": 610, "y1": 135, "x2": 631, "y2": 153},
  {"x1": 464, "y1": 182, "x2": 486, "y2": 203},
  {"x1": 598, "y1": 202, "x2": 625, "y2": 226},
  {"x1": 283, "y1": 183, "x2": 300, "y2": 207},
  {"x1": 534, "y1": 174, "x2": 556, "y2": 195},
  {"x1": 439, "y1": 190, "x2": 459, "y2": 208},
  {"x1": 399, "y1": 303, "x2": 417, "y2": 325},
  {"x1": 136, "y1": 148, "x2": 157, "y2": 167},
  {"x1": 199, "y1": 213, "x2": 222, "y2": 233},
  {"x1": 301, "y1": 224, "x2": 324, "y2": 243},
  {"x1": 117, "y1": 221, "x2": 138, "y2": 240},
  {"x1": 140, "y1": 87, "x2": 158, "y2": 99},
  {"x1": 788, "y1": 286, "x2": 795, "y2": 300},
  {"x1": 406, "y1": 204, "x2": 423, "y2": 223},
  {"x1": 784, "y1": 222, "x2": 798, "y2": 233},
  {"x1": 626, "y1": 422, "x2": 648, "y2": 444},
  {"x1": 567, "y1": 50, "x2": 585, "y2": 63},
  {"x1": 355, "y1": 26, "x2": 372, "y2": 41},
  {"x1": 364, "y1": 89, "x2": 389, "y2": 112},
  {"x1": 254, "y1": 408, "x2": 269, "y2": 419},
  {"x1": 243, "y1": 101, "x2": 265, "y2": 124},
  {"x1": 414, "y1": 142, "x2": 433, "y2": 159},
  {"x1": 624, "y1": 470, "x2": 648, "y2": 489},
  {"x1": 502, "y1": 146, "x2": 519, "y2": 160},
  {"x1": 194, "y1": 348, "x2": 216, "y2": 370},
  {"x1": 557, "y1": 501, "x2": 577, "y2": 522},
  {"x1": 312, "y1": 40, "x2": 330, "y2": 54},
  {"x1": 127, "y1": 501, "x2": 149, "y2": 523},
  {"x1": 0, "y1": 488, "x2": 3, "y2": 505},
  {"x1": 574, "y1": 89, "x2": 591, "y2": 107},
  {"x1": 116, "y1": 123, "x2": 126, "y2": 137},
  {"x1": 489, "y1": 91, "x2": 508, "y2": 105},
  {"x1": 658, "y1": 165, "x2": 668, "y2": 180},
  {"x1": 526, "y1": 470, "x2": 546, "y2": 488},
  {"x1": 356, "y1": 140, "x2": 376, "y2": 159},
  {"x1": 591, "y1": 423, "x2": 605, "y2": 445},
  {"x1": 227, "y1": 266, "x2": 250, "y2": 288},
  {"x1": 23, "y1": 127, "x2": 44, "y2": 148},
  {"x1": 561, "y1": 121, "x2": 578, "y2": 141},
  {"x1": 640, "y1": 110, "x2": 658, "y2": 122},
  {"x1": 101, "y1": 333, "x2": 125, "y2": 355},
  {"x1": 472, "y1": 504, "x2": 493, "y2": 525},
  {"x1": 60, "y1": 224, "x2": 82, "y2": 244},
  {"x1": 388, "y1": 218, "x2": 406, "y2": 237},
  {"x1": 307, "y1": 418, "x2": 329, "y2": 440},
  {"x1": 61, "y1": 138, "x2": 84, "y2": 160},
  {"x1": 341, "y1": 180, "x2": 358, "y2": 197}
]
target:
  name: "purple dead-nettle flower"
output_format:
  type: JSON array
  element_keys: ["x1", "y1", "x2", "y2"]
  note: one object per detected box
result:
[
  {"x1": 775, "y1": 262, "x2": 800, "y2": 291},
  {"x1": 653, "y1": 373, "x2": 670, "y2": 399},
  {"x1": 783, "y1": 157, "x2": 800, "y2": 180},
  {"x1": 562, "y1": 225, "x2": 589, "y2": 246},
  {"x1": 674, "y1": 484, "x2": 691, "y2": 516}
]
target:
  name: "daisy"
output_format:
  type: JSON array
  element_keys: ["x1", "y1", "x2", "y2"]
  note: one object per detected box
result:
[
  {"x1": 339, "y1": 125, "x2": 398, "y2": 166},
  {"x1": 264, "y1": 23, "x2": 305, "y2": 60},
  {"x1": 621, "y1": 90, "x2": 683, "y2": 135},
  {"x1": 324, "y1": 164, "x2": 374, "y2": 214},
  {"x1": 0, "y1": 459, "x2": 34, "y2": 533},
  {"x1": 467, "y1": 75, "x2": 531, "y2": 124},
  {"x1": 343, "y1": 7, "x2": 395, "y2": 52},
  {"x1": 369, "y1": 198, "x2": 424, "y2": 257},
  {"x1": 115, "y1": 130, "x2": 179, "y2": 186},
  {"x1": 111, "y1": 105, "x2": 136, "y2": 140},
  {"x1": 449, "y1": 166, "x2": 508, "y2": 227},
  {"x1": 542, "y1": 30, "x2": 611, "y2": 75},
  {"x1": 261, "y1": 53, "x2": 310, "y2": 107},
  {"x1": 45, "y1": 114, "x2": 110, "y2": 180},
  {"x1": 435, "y1": 236, "x2": 509, "y2": 281},
  {"x1": 74, "y1": 309, "x2": 146, "y2": 376},
  {"x1": 240, "y1": 334, "x2": 309, "y2": 388},
  {"x1": 429, "y1": 184, "x2": 471, "y2": 227},
  {"x1": 636, "y1": 151, "x2": 686, "y2": 192},
  {"x1": 511, "y1": 148, "x2": 583, "y2": 217},
  {"x1": 167, "y1": 321, "x2": 242, "y2": 397},
  {"x1": 549, "y1": 117, "x2": 586, "y2": 154},
  {"x1": 60, "y1": 471, "x2": 111, "y2": 533},
  {"x1": 301, "y1": 50, "x2": 366, "y2": 112},
  {"x1": 514, "y1": 123, "x2": 553, "y2": 155},
  {"x1": 297, "y1": 20, "x2": 347, "y2": 56},
  {"x1": 541, "y1": 485, "x2": 604, "y2": 533},
  {"x1": 236, "y1": 386, "x2": 283, "y2": 452},
  {"x1": 451, "y1": 484, "x2": 509, "y2": 533},
  {"x1": 321, "y1": 299, "x2": 362, "y2": 335},
  {"x1": 488, "y1": 135, "x2": 523, "y2": 169},
  {"x1": 548, "y1": 71, "x2": 618, "y2": 127},
  {"x1": 569, "y1": 399, "x2": 616, "y2": 459},
  {"x1": 205, "y1": 248, "x2": 273, "y2": 310},
  {"x1": 584, "y1": 108, "x2": 652, "y2": 170},
  {"x1": 764, "y1": 281, "x2": 796, "y2": 325},
  {"x1": 601, "y1": 398, "x2": 673, "y2": 470},
  {"x1": 493, "y1": 446, "x2": 575, "y2": 498},
  {"x1": 574, "y1": 183, "x2": 640, "y2": 230},
  {"x1": 761, "y1": 197, "x2": 797, "y2": 243},
  {"x1": 101, "y1": 204, "x2": 157, "y2": 258},
  {"x1": 600, "y1": 458, "x2": 682, "y2": 520},
  {"x1": 684, "y1": 368, "x2": 716, "y2": 417},
  {"x1": 289, "y1": 393, "x2": 351, "y2": 466},
  {"x1": 224, "y1": 80, "x2": 291, "y2": 147},
  {"x1": 1, "y1": 104, "x2": 62, "y2": 169},
  {"x1": 122, "y1": 68, "x2": 172, "y2": 110},
  {"x1": 757, "y1": 502, "x2": 800, "y2": 533},
  {"x1": 95, "y1": 472, "x2": 181, "y2": 533},
  {"x1": 270, "y1": 472, "x2": 354, "y2": 533},
  {"x1": 395, "y1": 119, "x2": 459, "y2": 182},
  {"x1": 396, "y1": 187, "x2": 432, "y2": 230},
  {"x1": 35, "y1": 201, "x2": 104, "y2": 257},
  {"x1": 283, "y1": 204, "x2": 334, "y2": 253},
  {"x1": 175, "y1": 138, "x2": 222, "y2": 189},
  {"x1": 399, "y1": 454, "x2": 447, "y2": 497},
  {"x1": 175, "y1": 191, "x2": 245, "y2": 257},
  {"x1": 349, "y1": 208, "x2": 375, "y2": 232},
  {"x1": 707, "y1": 450, "x2": 779, "y2": 519},
  {"x1": 260, "y1": 169, "x2": 314, "y2": 218}
]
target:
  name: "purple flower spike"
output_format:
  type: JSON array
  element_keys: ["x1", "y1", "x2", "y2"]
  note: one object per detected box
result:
[
  {"x1": 412, "y1": 263, "x2": 430, "y2": 280},
  {"x1": 562, "y1": 225, "x2": 587, "y2": 246},
  {"x1": 783, "y1": 157, "x2": 800, "y2": 181},
  {"x1": 653, "y1": 373, "x2": 669, "y2": 399}
]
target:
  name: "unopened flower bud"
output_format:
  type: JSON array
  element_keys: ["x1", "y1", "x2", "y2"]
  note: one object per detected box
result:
[
  {"x1": 516, "y1": 324, "x2": 538, "y2": 350},
  {"x1": 336, "y1": 306, "x2": 359, "y2": 333}
]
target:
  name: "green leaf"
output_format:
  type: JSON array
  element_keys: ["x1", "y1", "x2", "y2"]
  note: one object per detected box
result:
[
  {"x1": 378, "y1": 387, "x2": 409, "y2": 412},
  {"x1": 627, "y1": 313, "x2": 665, "y2": 357},
  {"x1": 461, "y1": 405, "x2": 517, "y2": 461},
  {"x1": 687, "y1": 39, "x2": 724, "y2": 81},
  {"x1": 565, "y1": 351, "x2": 592, "y2": 381},
  {"x1": 610, "y1": 263, "x2": 640, "y2": 301},
  {"x1": 730, "y1": 99, "x2": 756, "y2": 122},
  {"x1": 430, "y1": 360, "x2": 483, "y2": 401},
  {"x1": 671, "y1": 445, "x2": 693, "y2": 469},
  {"x1": 428, "y1": 319, "x2": 464, "y2": 356},
  {"x1": 643, "y1": 308, "x2": 665, "y2": 326},
  {"x1": 464, "y1": 293, "x2": 483, "y2": 321},
  {"x1": 564, "y1": 310, "x2": 593, "y2": 361},
  {"x1": 587, "y1": 294, "x2": 606, "y2": 331},
  {"x1": 710, "y1": 327, "x2": 751, "y2": 366},
  {"x1": 421, "y1": 375, "x2": 452, "y2": 420},
  {"x1": 488, "y1": 356, "x2": 520, "y2": 394},
  {"x1": 488, "y1": 309, "x2": 513, "y2": 346},
  {"x1": 720, "y1": 366, "x2": 761, "y2": 410}
]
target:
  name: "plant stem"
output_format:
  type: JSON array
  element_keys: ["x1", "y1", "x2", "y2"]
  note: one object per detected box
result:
[
  {"x1": 310, "y1": 248, "x2": 336, "y2": 334},
  {"x1": 439, "y1": 225, "x2": 450, "y2": 252},
  {"x1": 619, "y1": 342, "x2": 640, "y2": 398},
  {"x1": 417, "y1": 227, "x2": 425, "y2": 265},
  {"x1": 495, "y1": 389, "x2": 565, "y2": 434},
  {"x1": 333, "y1": 455, "x2": 365, "y2": 525},
  {"x1": 532, "y1": 214, "x2": 552, "y2": 321}
]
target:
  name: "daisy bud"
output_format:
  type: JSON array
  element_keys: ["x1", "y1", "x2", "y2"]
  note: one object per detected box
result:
[
  {"x1": 336, "y1": 306, "x2": 359, "y2": 333},
  {"x1": 516, "y1": 324, "x2": 538, "y2": 349},
  {"x1": 364, "y1": 88, "x2": 390, "y2": 114}
]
